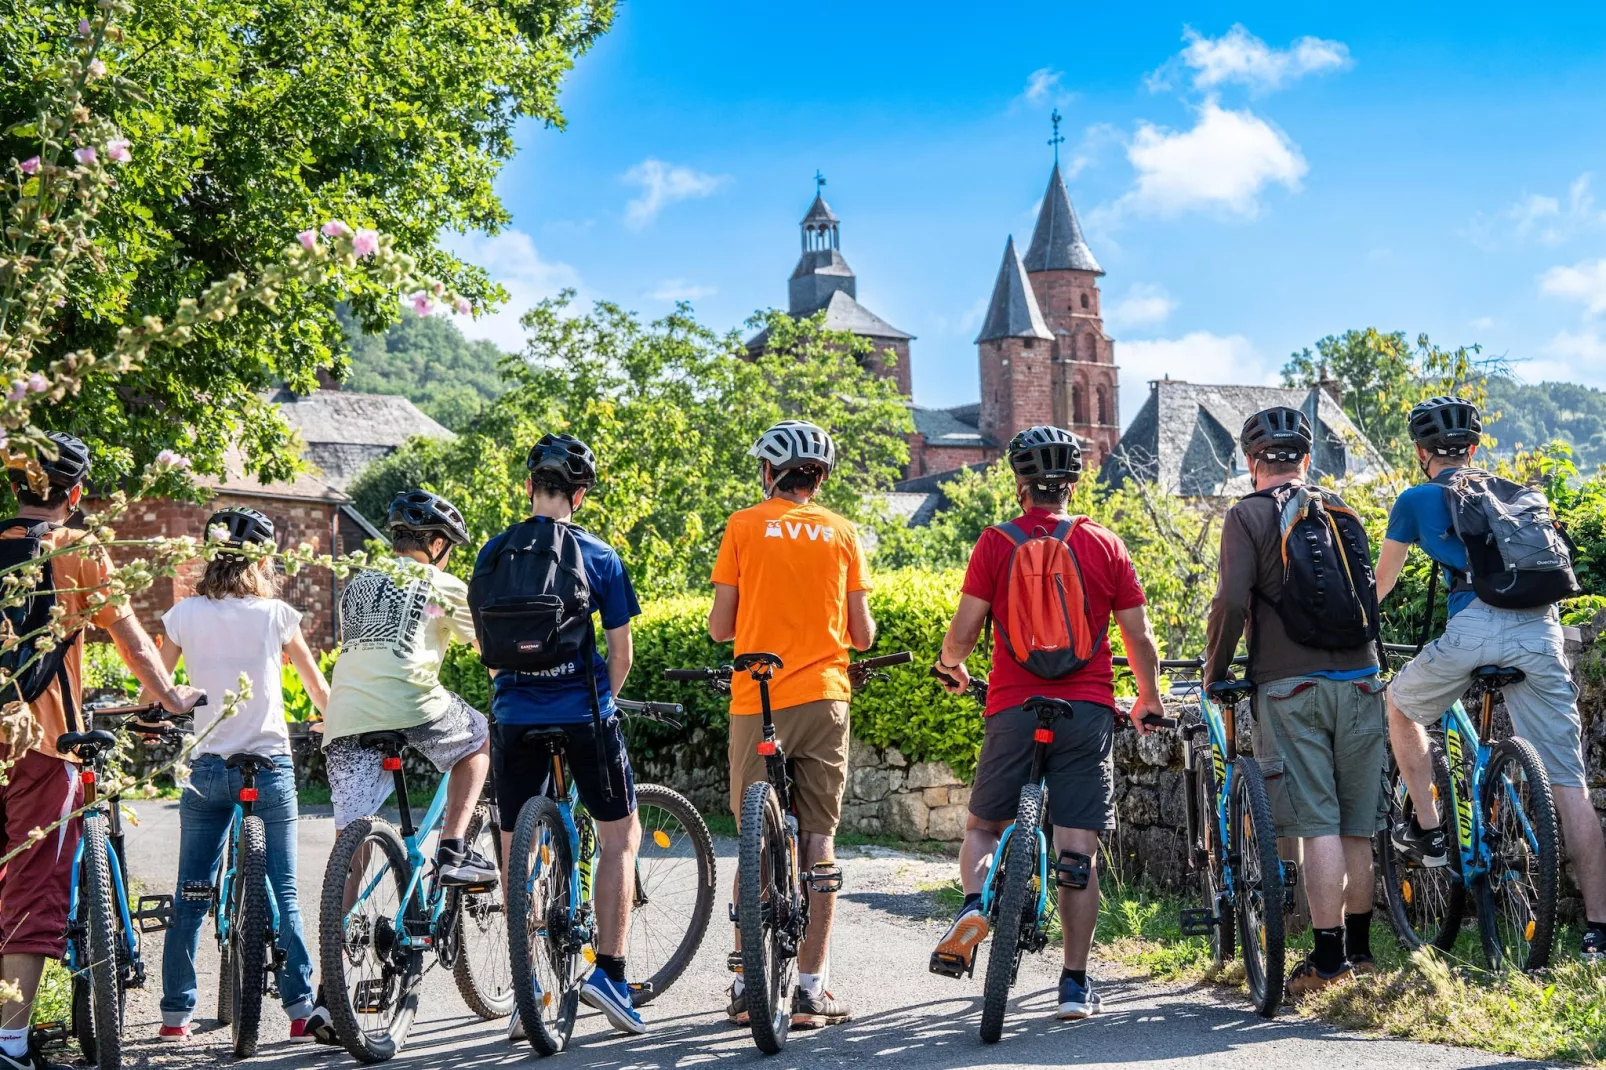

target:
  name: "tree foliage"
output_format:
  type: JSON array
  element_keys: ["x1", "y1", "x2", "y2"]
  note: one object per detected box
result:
[
  {"x1": 338, "y1": 306, "x2": 505, "y2": 430},
  {"x1": 1482, "y1": 376, "x2": 1606, "y2": 472}
]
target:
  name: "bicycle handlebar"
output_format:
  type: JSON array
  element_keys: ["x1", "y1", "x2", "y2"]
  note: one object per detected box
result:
[
  {"x1": 86, "y1": 694, "x2": 208, "y2": 720},
  {"x1": 1112, "y1": 656, "x2": 1248, "y2": 671},
  {"x1": 663, "y1": 667, "x2": 726, "y2": 682},
  {"x1": 852, "y1": 651, "x2": 914, "y2": 671}
]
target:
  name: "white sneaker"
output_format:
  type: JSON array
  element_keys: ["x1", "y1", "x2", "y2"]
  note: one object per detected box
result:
[{"x1": 507, "y1": 1006, "x2": 526, "y2": 1041}]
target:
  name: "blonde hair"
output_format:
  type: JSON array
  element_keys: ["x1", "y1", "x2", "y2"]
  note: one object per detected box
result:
[{"x1": 194, "y1": 554, "x2": 281, "y2": 601}]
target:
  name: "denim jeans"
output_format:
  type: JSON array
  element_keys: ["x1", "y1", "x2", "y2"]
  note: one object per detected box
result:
[{"x1": 160, "y1": 754, "x2": 315, "y2": 1026}]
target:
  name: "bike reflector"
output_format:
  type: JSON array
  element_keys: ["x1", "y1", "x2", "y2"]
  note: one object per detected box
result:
[
  {"x1": 756, "y1": 741, "x2": 776, "y2": 756},
  {"x1": 1033, "y1": 728, "x2": 1054, "y2": 744},
  {"x1": 238, "y1": 787, "x2": 259, "y2": 802},
  {"x1": 80, "y1": 769, "x2": 96, "y2": 785},
  {"x1": 382, "y1": 756, "x2": 403, "y2": 771}
]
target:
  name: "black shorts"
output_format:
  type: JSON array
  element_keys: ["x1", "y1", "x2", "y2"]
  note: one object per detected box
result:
[
  {"x1": 967, "y1": 702, "x2": 1116, "y2": 831},
  {"x1": 490, "y1": 717, "x2": 637, "y2": 826}
]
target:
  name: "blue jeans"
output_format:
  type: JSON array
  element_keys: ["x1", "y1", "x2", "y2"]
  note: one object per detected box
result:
[{"x1": 160, "y1": 754, "x2": 315, "y2": 1026}]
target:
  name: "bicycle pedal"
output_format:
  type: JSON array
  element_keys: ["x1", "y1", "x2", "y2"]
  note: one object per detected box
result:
[
  {"x1": 928, "y1": 951, "x2": 968, "y2": 979},
  {"x1": 133, "y1": 894, "x2": 175, "y2": 932},
  {"x1": 727, "y1": 903, "x2": 739, "y2": 924},
  {"x1": 180, "y1": 880, "x2": 214, "y2": 903},
  {"x1": 1281, "y1": 860, "x2": 1300, "y2": 888},
  {"x1": 1179, "y1": 907, "x2": 1218, "y2": 937},
  {"x1": 725, "y1": 951, "x2": 743, "y2": 974},
  {"x1": 29, "y1": 1022, "x2": 69, "y2": 1051},
  {"x1": 805, "y1": 862, "x2": 843, "y2": 894},
  {"x1": 458, "y1": 881, "x2": 496, "y2": 895},
  {"x1": 628, "y1": 981, "x2": 655, "y2": 996},
  {"x1": 354, "y1": 979, "x2": 390, "y2": 1015}
]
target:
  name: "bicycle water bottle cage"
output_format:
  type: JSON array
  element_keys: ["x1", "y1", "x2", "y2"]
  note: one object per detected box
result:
[
  {"x1": 1205, "y1": 680, "x2": 1256, "y2": 708},
  {"x1": 806, "y1": 860, "x2": 843, "y2": 894},
  {"x1": 1473, "y1": 665, "x2": 1525, "y2": 692},
  {"x1": 733, "y1": 652, "x2": 784, "y2": 679},
  {"x1": 1055, "y1": 850, "x2": 1092, "y2": 890}
]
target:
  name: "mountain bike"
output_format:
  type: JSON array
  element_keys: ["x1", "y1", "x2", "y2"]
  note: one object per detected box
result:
[
  {"x1": 665, "y1": 650, "x2": 913, "y2": 1054},
  {"x1": 506, "y1": 697, "x2": 716, "y2": 1055},
  {"x1": 318, "y1": 733, "x2": 514, "y2": 1063},
  {"x1": 54, "y1": 701, "x2": 198, "y2": 1070},
  {"x1": 1376, "y1": 643, "x2": 1560, "y2": 972}
]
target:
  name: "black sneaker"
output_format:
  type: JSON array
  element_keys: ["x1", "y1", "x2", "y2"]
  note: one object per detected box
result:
[
  {"x1": 1390, "y1": 817, "x2": 1449, "y2": 869},
  {"x1": 790, "y1": 988, "x2": 851, "y2": 1029},
  {"x1": 1583, "y1": 927, "x2": 1605, "y2": 966},
  {"x1": 0, "y1": 1047, "x2": 74, "y2": 1070},
  {"x1": 438, "y1": 846, "x2": 499, "y2": 887}
]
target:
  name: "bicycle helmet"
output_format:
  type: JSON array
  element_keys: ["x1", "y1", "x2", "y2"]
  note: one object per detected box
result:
[
  {"x1": 526, "y1": 432, "x2": 597, "y2": 487},
  {"x1": 1007, "y1": 425, "x2": 1082, "y2": 482},
  {"x1": 205, "y1": 506, "x2": 275, "y2": 549},
  {"x1": 748, "y1": 420, "x2": 836, "y2": 474},
  {"x1": 1408, "y1": 396, "x2": 1482, "y2": 455},
  {"x1": 7, "y1": 432, "x2": 92, "y2": 489},
  {"x1": 387, "y1": 489, "x2": 470, "y2": 546},
  {"x1": 1239, "y1": 406, "x2": 1312, "y2": 463}
]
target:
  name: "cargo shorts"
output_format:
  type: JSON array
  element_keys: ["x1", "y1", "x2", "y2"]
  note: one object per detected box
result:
[
  {"x1": 1252, "y1": 674, "x2": 1388, "y2": 839},
  {"x1": 729, "y1": 699, "x2": 849, "y2": 838}
]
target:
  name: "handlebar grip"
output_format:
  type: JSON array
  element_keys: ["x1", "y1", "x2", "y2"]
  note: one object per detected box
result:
[
  {"x1": 662, "y1": 669, "x2": 713, "y2": 682},
  {"x1": 1140, "y1": 715, "x2": 1178, "y2": 729},
  {"x1": 857, "y1": 651, "x2": 914, "y2": 669},
  {"x1": 642, "y1": 700, "x2": 684, "y2": 715}
]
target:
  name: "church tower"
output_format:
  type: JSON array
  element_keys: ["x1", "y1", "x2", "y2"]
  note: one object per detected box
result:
[{"x1": 976, "y1": 236, "x2": 1054, "y2": 449}]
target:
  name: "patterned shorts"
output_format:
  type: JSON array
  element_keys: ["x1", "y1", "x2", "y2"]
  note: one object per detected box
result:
[{"x1": 324, "y1": 693, "x2": 489, "y2": 829}]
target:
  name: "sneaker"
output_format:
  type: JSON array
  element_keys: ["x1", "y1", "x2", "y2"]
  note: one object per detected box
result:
[
  {"x1": 0, "y1": 1048, "x2": 74, "y2": 1070},
  {"x1": 725, "y1": 982, "x2": 748, "y2": 1026},
  {"x1": 1350, "y1": 954, "x2": 1378, "y2": 976},
  {"x1": 1056, "y1": 976, "x2": 1103, "y2": 1020},
  {"x1": 507, "y1": 1006, "x2": 527, "y2": 1041},
  {"x1": 438, "y1": 846, "x2": 499, "y2": 888},
  {"x1": 579, "y1": 971, "x2": 647, "y2": 1035},
  {"x1": 289, "y1": 1018, "x2": 314, "y2": 1040},
  {"x1": 790, "y1": 987, "x2": 852, "y2": 1029},
  {"x1": 931, "y1": 902, "x2": 990, "y2": 978},
  {"x1": 1286, "y1": 956, "x2": 1355, "y2": 999},
  {"x1": 302, "y1": 1004, "x2": 340, "y2": 1046},
  {"x1": 157, "y1": 1024, "x2": 192, "y2": 1042},
  {"x1": 1390, "y1": 817, "x2": 1449, "y2": 869},
  {"x1": 1582, "y1": 927, "x2": 1605, "y2": 965}
]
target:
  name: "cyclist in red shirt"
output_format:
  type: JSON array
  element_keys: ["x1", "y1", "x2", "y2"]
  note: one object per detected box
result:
[{"x1": 930, "y1": 426, "x2": 1166, "y2": 1020}]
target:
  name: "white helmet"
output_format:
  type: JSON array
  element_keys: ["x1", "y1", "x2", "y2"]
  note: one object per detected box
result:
[{"x1": 749, "y1": 420, "x2": 836, "y2": 474}]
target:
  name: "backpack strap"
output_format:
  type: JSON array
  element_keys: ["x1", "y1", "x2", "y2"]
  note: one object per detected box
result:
[{"x1": 993, "y1": 521, "x2": 1029, "y2": 546}]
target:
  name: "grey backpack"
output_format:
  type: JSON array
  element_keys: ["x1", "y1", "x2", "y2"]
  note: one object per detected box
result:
[{"x1": 1445, "y1": 469, "x2": 1581, "y2": 609}]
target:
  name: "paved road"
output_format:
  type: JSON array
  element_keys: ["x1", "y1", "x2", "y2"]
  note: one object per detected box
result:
[{"x1": 111, "y1": 801, "x2": 1555, "y2": 1070}]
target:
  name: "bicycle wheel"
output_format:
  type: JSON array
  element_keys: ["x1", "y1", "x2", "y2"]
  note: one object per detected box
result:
[
  {"x1": 738, "y1": 780, "x2": 799, "y2": 1055},
  {"x1": 1231, "y1": 758, "x2": 1284, "y2": 1017},
  {"x1": 509, "y1": 796, "x2": 581, "y2": 1055},
  {"x1": 1192, "y1": 747, "x2": 1235, "y2": 966},
  {"x1": 216, "y1": 823, "x2": 234, "y2": 1024},
  {"x1": 452, "y1": 805, "x2": 514, "y2": 1019},
  {"x1": 230, "y1": 815, "x2": 271, "y2": 1057},
  {"x1": 980, "y1": 783, "x2": 1042, "y2": 1045},
  {"x1": 1379, "y1": 744, "x2": 1466, "y2": 952},
  {"x1": 320, "y1": 817, "x2": 420, "y2": 1063},
  {"x1": 79, "y1": 813, "x2": 124, "y2": 1070},
  {"x1": 1475, "y1": 737, "x2": 1559, "y2": 972},
  {"x1": 629, "y1": 784, "x2": 716, "y2": 1004}
]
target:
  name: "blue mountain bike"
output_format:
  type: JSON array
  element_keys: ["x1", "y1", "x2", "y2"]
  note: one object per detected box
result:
[{"x1": 1377, "y1": 645, "x2": 1560, "y2": 972}]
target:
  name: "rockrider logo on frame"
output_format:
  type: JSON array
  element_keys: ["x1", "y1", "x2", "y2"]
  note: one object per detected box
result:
[{"x1": 764, "y1": 518, "x2": 834, "y2": 542}]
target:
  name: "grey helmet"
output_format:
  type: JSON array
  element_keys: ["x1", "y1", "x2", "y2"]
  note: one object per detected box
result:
[
  {"x1": 749, "y1": 420, "x2": 836, "y2": 474},
  {"x1": 1409, "y1": 396, "x2": 1482, "y2": 455},
  {"x1": 1007, "y1": 425, "x2": 1082, "y2": 482},
  {"x1": 1240, "y1": 406, "x2": 1312, "y2": 463}
]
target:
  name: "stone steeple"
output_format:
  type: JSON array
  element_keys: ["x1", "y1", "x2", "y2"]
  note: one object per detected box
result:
[
  {"x1": 976, "y1": 236, "x2": 1052, "y2": 343},
  {"x1": 1023, "y1": 163, "x2": 1102, "y2": 274},
  {"x1": 976, "y1": 236, "x2": 1055, "y2": 449},
  {"x1": 789, "y1": 193, "x2": 856, "y2": 315}
]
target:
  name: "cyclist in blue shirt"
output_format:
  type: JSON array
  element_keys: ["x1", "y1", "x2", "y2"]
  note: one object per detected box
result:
[{"x1": 479, "y1": 433, "x2": 648, "y2": 1034}]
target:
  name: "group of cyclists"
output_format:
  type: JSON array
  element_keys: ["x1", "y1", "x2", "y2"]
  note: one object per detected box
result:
[{"x1": 0, "y1": 390, "x2": 1600, "y2": 1068}]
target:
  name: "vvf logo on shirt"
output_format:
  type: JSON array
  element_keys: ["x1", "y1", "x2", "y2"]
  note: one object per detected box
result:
[{"x1": 764, "y1": 519, "x2": 835, "y2": 542}]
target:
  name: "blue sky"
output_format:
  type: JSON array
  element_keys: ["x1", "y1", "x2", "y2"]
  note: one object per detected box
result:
[{"x1": 449, "y1": 2, "x2": 1606, "y2": 428}]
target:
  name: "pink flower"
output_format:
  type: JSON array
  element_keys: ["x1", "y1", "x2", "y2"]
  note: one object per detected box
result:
[
  {"x1": 423, "y1": 603, "x2": 444, "y2": 619},
  {"x1": 27, "y1": 374, "x2": 48, "y2": 394},
  {"x1": 430, "y1": 280, "x2": 445, "y2": 296},
  {"x1": 72, "y1": 146, "x2": 96, "y2": 166},
  {"x1": 452, "y1": 297, "x2": 471, "y2": 316},
  {"x1": 352, "y1": 228, "x2": 379, "y2": 258},
  {"x1": 7, "y1": 382, "x2": 26, "y2": 402},
  {"x1": 320, "y1": 220, "x2": 351, "y2": 238},
  {"x1": 105, "y1": 138, "x2": 131, "y2": 164},
  {"x1": 409, "y1": 292, "x2": 436, "y2": 316},
  {"x1": 155, "y1": 449, "x2": 192, "y2": 470},
  {"x1": 296, "y1": 229, "x2": 317, "y2": 251},
  {"x1": 19, "y1": 157, "x2": 39, "y2": 176},
  {"x1": 78, "y1": 19, "x2": 91, "y2": 35},
  {"x1": 87, "y1": 58, "x2": 106, "y2": 78}
]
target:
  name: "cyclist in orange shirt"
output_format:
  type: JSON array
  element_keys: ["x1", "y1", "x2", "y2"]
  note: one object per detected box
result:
[{"x1": 708, "y1": 420, "x2": 874, "y2": 1030}]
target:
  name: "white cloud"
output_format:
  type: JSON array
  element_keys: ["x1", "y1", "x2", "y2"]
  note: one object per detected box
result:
[
  {"x1": 1539, "y1": 258, "x2": 1606, "y2": 316},
  {"x1": 1470, "y1": 174, "x2": 1606, "y2": 247},
  {"x1": 1469, "y1": 316, "x2": 1496, "y2": 331},
  {"x1": 643, "y1": 278, "x2": 716, "y2": 303},
  {"x1": 1117, "y1": 99, "x2": 1306, "y2": 217},
  {"x1": 1530, "y1": 331, "x2": 1606, "y2": 388},
  {"x1": 1104, "y1": 284, "x2": 1177, "y2": 331},
  {"x1": 442, "y1": 229, "x2": 582, "y2": 351},
  {"x1": 622, "y1": 159, "x2": 727, "y2": 229},
  {"x1": 1151, "y1": 24, "x2": 1351, "y2": 94},
  {"x1": 1023, "y1": 67, "x2": 1064, "y2": 103},
  {"x1": 1116, "y1": 331, "x2": 1272, "y2": 427}
]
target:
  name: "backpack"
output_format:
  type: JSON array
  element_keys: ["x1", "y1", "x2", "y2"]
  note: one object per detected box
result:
[
  {"x1": 0, "y1": 519, "x2": 80, "y2": 728},
  {"x1": 1248, "y1": 484, "x2": 1379, "y2": 651},
  {"x1": 991, "y1": 517, "x2": 1106, "y2": 680},
  {"x1": 467, "y1": 519, "x2": 594, "y2": 673},
  {"x1": 1444, "y1": 468, "x2": 1581, "y2": 609}
]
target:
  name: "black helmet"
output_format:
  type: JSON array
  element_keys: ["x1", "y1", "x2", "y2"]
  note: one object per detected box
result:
[
  {"x1": 527, "y1": 433, "x2": 597, "y2": 487},
  {"x1": 1408, "y1": 396, "x2": 1482, "y2": 455},
  {"x1": 205, "y1": 507, "x2": 275, "y2": 549},
  {"x1": 1007, "y1": 425, "x2": 1083, "y2": 482},
  {"x1": 387, "y1": 489, "x2": 469, "y2": 546},
  {"x1": 8, "y1": 432, "x2": 92, "y2": 489},
  {"x1": 1240, "y1": 406, "x2": 1312, "y2": 462}
]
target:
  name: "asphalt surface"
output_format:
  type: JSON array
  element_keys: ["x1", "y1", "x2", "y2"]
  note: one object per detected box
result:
[{"x1": 109, "y1": 800, "x2": 1559, "y2": 1070}]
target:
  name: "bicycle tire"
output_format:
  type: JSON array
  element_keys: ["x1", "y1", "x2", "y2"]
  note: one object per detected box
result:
[
  {"x1": 319, "y1": 817, "x2": 419, "y2": 1063},
  {"x1": 980, "y1": 783, "x2": 1043, "y2": 1045},
  {"x1": 80, "y1": 813, "x2": 124, "y2": 1070},
  {"x1": 509, "y1": 796, "x2": 581, "y2": 1055},
  {"x1": 739, "y1": 780, "x2": 796, "y2": 1055},
  {"x1": 1476, "y1": 737, "x2": 1559, "y2": 972},
  {"x1": 216, "y1": 823, "x2": 234, "y2": 1024},
  {"x1": 630, "y1": 784, "x2": 716, "y2": 1005},
  {"x1": 452, "y1": 805, "x2": 514, "y2": 1019},
  {"x1": 1231, "y1": 758, "x2": 1284, "y2": 1017},
  {"x1": 1379, "y1": 743, "x2": 1466, "y2": 953},
  {"x1": 231, "y1": 815, "x2": 270, "y2": 1057},
  {"x1": 1192, "y1": 746, "x2": 1235, "y2": 966}
]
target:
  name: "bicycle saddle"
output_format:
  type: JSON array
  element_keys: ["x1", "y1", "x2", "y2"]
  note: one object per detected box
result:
[
  {"x1": 225, "y1": 752, "x2": 279, "y2": 774},
  {"x1": 733, "y1": 652, "x2": 783, "y2": 674},
  {"x1": 1022, "y1": 696, "x2": 1076, "y2": 722},
  {"x1": 357, "y1": 730, "x2": 408, "y2": 752},
  {"x1": 1206, "y1": 680, "x2": 1257, "y2": 708},
  {"x1": 57, "y1": 729, "x2": 117, "y2": 756},
  {"x1": 1473, "y1": 665, "x2": 1526, "y2": 690},
  {"x1": 519, "y1": 726, "x2": 569, "y2": 750}
]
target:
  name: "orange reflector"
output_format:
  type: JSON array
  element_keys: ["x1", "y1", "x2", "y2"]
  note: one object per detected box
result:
[
  {"x1": 540, "y1": 845, "x2": 552, "y2": 866},
  {"x1": 1259, "y1": 928, "x2": 1267, "y2": 951},
  {"x1": 238, "y1": 788, "x2": 258, "y2": 802},
  {"x1": 80, "y1": 769, "x2": 96, "y2": 785},
  {"x1": 1525, "y1": 919, "x2": 1536, "y2": 941},
  {"x1": 382, "y1": 756, "x2": 402, "y2": 771},
  {"x1": 1402, "y1": 880, "x2": 1413, "y2": 905},
  {"x1": 756, "y1": 741, "x2": 776, "y2": 756},
  {"x1": 583, "y1": 946, "x2": 596, "y2": 963},
  {"x1": 1033, "y1": 728, "x2": 1054, "y2": 744},
  {"x1": 542, "y1": 992, "x2": 553, "y2": 1008},
  {"x1": 653, "y1": 830, "x2": 672, "y2": 849}
]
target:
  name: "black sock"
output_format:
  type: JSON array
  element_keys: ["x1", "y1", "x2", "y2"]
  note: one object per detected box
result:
[
  {"x1": 1311, "y1": 925, "x2": 1346, "y2": 973},
  {"x1": 1345, "y1": 911, "x2": 1373, "y2": 960},
  {"x1": 1587, "y1": 919, "x2": 1606, "y2": 935},
  {"x1": 962, "y1": 892, "x2": 982, "y2": 912},
  {"x1": 1060, "y1": 968, "x2": 1087, "y2": 986},
  {"x1": 438, "y1": 837, "x2": 464, "y2": 858},
  {"x1": 595, "y1": 953, "x2": 628, "y2": 984}
]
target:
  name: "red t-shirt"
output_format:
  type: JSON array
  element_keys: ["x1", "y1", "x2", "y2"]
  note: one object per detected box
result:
[{"x1": 961, "y1": 508, "x2": 1146, "y2": 716}]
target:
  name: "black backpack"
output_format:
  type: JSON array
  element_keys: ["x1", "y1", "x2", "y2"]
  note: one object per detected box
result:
[
  {"x1": 1246, "y1": 484, "x2": 1380, "y2": 651},
  {"x1": 0, "y1": 519, "x2": 80, "y2": 729},
  {"x1": 467, "y1": 518, "x2": 594, "y2": 673},
  {"x1": 1444, "y1": 468, "x2": 1581, "y2": 609}
]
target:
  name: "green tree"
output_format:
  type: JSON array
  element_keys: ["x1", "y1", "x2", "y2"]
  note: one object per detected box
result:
[
  {"x1": 350, "y1": 298, "x2": 914, "y2": 597},
  {"x1": 1483, "y1": 376, "x2": 1606, "y2": 471},
  {"x1": 1, "y1": 0, "x2": 612, "y2": 485},
  {"x1": 338, "y1": 306, "x2": 506, "y2": 430}
]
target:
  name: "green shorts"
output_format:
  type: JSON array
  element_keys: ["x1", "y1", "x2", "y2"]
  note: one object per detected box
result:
[{"x1": 1252, "y1": 674, "x2": 1389, "y2": 840}]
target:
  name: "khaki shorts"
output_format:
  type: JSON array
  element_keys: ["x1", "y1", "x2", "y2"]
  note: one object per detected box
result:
[
  {"x1": 729, "y1": 699, "x2": 849, "y2": 837},
  {"x1": 1253, "y1": 674, "x2": 1389, "y2": 839}
]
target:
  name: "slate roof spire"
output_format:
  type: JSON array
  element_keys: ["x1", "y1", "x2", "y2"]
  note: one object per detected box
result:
[
  {"x1": 1023, "y1": 163, "x2": 1103, "y2": 275},
  {"x1": 976, "y1": 236, "x2": 1053, "y2": 343}
]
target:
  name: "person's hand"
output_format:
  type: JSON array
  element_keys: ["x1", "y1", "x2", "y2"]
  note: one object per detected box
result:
[
  {"x1": 162, "y1": 685, "x2": 204, "y2": 715},
  {"x1": 1129, "y1": 693, "x2": 1167, "y2": 737},
  {"x1": 934, "y1": 658, "x2": 970, "y2": 695}
]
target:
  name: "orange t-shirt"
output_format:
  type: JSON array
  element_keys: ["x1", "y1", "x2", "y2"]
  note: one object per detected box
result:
[
  {"x1": 1, "y1": 524, "x2": 131, "y2": 762},
  {"x1": 710, "y1": 497, "x2": 871, "y2": 715}
]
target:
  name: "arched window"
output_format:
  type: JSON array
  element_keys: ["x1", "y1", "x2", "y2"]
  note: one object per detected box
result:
[
  {"x1": 1072, "y1": 384, "x2": 1086, "y2": 426},
  {"x1": 1080, "y1": 293, "x2": 1090, "y2": 310},
  {"x1": 1096, "y1": 386, "x2": 1109, "y2": 425}
]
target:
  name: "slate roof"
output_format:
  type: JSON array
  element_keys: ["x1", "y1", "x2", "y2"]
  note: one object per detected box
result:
[
  {"x1": 1103, "y1": 380, "x2": 1389, "y2": 497},
  {"x1": 1022, "y1": 163, "x2": 1103, "y2": 275},
  {"x1": 268, "y1": 388, "x2": 455, "y2": 492},
  {"x1": 976, "y1": 236, "x2": 1053, "y2": 343},
  {"x1": 911, "y1": 403, "x2": 993, "y2": 447},
  {"x1": 750, "y1": 288, "x2": 913, "y2": 349},
  {"x1": 194, "y1": 447, "x2": 348, "y2": 503},
  {"x1": 887, "y1": 461, "x2": 996, "y2": 527},
  {"x1": 801, "y1": 193, "x2": 839, "y2": 225}
]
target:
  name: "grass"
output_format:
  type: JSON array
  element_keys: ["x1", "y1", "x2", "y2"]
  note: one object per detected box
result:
[
  {"x1": 701, "y1": 811, "x2": 957, "y2": 856},
  {"x1": 32, "y1": 962, "x2": 70, "y2": 1027}
]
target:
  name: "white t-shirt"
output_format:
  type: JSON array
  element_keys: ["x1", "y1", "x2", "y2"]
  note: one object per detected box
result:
[{"x1": 162, "y1": 595, "x2": 302, "y2": 758}]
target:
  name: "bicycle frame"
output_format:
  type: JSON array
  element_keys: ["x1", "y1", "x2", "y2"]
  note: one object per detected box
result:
[
  {"x1": 1435, "y1": 696, "x2": 1538, "y2": 887},
  {"x1": 1190, "y1": 688, "x2": 1241, "y2": 907},
  {"x1": 519, "y1": 747, "x2": 594, "y2": 956},
  {"x1": 213, "y1": 802, "x2": 283, "y2": 956},
  {"x1": 345, "y1": 768, "x2": 456, "y2": 955}
]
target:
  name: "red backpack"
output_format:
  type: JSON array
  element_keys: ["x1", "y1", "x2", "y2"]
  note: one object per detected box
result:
[{"x1": 992, "y1": 517, "x2": 1105, "y2": 679}]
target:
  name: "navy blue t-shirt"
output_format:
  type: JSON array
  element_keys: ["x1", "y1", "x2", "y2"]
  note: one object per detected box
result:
[
  {"x1": 479, "y1": 519, "x2": 642, "y2": 725},
  {"x1": 1385, "y1": 470, "x2": 1475, "y2": 617}
]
